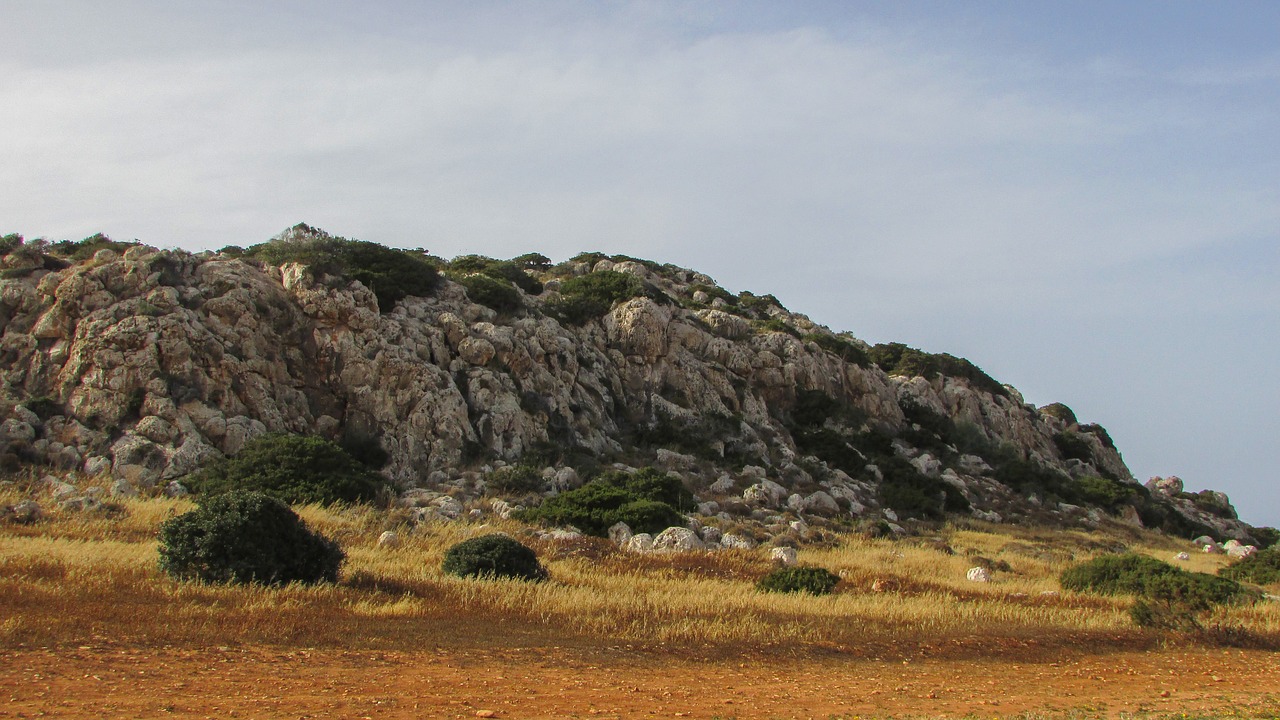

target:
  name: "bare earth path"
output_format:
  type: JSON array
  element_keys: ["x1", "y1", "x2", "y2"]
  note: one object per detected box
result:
[{"x1": 4, "y1": 643, "x2": 1278, "y2": 719}]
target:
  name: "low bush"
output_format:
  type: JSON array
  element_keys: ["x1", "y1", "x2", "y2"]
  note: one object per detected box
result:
[
  {"x1": 187, "y1": 433, "x2": 387, "y2": 506},
  {"x1": 869, "y1": 342, "x2": 1007, "y2": 398},
  {"x1": 158, "y1": 490, "x2": 344, "y2": 585},
  {"x1": 442, "y1": 534, "x2": 547, "y2": 582},
  {"x1": 1251, "y1": 527, "x2": 1280, "y2": 550},
  {"x1": 1071, "y1": 475, "x2": 1135, "y2": 511},
  {"x1": 546, "y1": 270, "x2": 648, "y2": 325},
  {"x1": 1039, "y1": 402, "x2": 1078, "y2": 425},
  {"x1": 246, "y1": 229, "x2": 440, "y2": 312},
  {"x1": 1060, "y1": 553, "x2": 1245, "y2": 631},
  {"x1": 456, "y1": 273, "x2": 522, "y2": 313},
  {"x1": 757, "y1": 566, "x2": 840, "y2": 595},
  {"x1": 518, "y1": 468, "x2": 691, "y2": 536},
  {"x1": 1221, "y1": 547, "x2": 1280, "y2": 586},
  {"x1": 486, "y1": 464, "x2": 544, "y2": 494},
  {"x1": 802, "y1": 333, "x2": 871, "y2": 368},
  {"x1": 1053, "y1": 431, "x2": 1095, "y2": 463},
  {"x1": 48, "y1": 233, "x2": 140, "y2": 262}
]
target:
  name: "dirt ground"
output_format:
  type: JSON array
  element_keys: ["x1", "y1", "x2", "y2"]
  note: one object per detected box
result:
[{"x1": 4, "y1": 642, "x2": 1278, "y2": 719}]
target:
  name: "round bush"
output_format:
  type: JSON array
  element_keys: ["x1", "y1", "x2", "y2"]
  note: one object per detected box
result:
[
  {"x1": 757, "y1": 566, "x2": 841, "y2": 595},
  {"x1": 442, "y1": 534, "x2": 547, "y2": 582},
  {"x1": 158, "y1": 490, "x2": 344, "y2": 585},
  {"x1": 187, "y1": 433, "x2": 387, "y2": 506}
]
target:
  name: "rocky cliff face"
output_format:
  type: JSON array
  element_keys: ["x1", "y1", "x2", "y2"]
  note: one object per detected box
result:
[{"x1": 0, "y1": 227, "x2": 1260, "y2": 541}]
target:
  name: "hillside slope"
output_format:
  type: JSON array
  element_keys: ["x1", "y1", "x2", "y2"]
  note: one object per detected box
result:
[{"x1": 0, "y1": 226, "x2": 1262, "y2": 543}]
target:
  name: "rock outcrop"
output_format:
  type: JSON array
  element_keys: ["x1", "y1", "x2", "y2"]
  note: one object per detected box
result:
[{"x1": 0, "y1": 226, "x2": 1263, "y2": 542}]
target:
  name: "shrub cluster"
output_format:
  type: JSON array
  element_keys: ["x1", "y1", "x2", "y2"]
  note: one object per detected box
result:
[
  {"x1": 442, "y1": 534, "x2": 547, "y2": 582},
  {"x1": 158, "y1": 490, "x2": 344, "y2": 585},
  {"x1": 187, "y1": 433, "x2": 387, "y2": 506},
  {"x1": 519, "y1": 467, "x2": 692, "y2": 536},
  {"x1": 869, "y1": 342, "x2": 1007, "y2": 398},
  {"x1": 486, "y1": 464, "x2": 545, "y2": 495},
  {"x1": 246, "y1": 229, "x2": 440, "y2": 312},
  {"x1": 757, "y1": 566, "x2": 840, "y2": 595},
  {"x1": 546, "y1": 270, "x2": 651, "y2": 325},
  {"x1": 1060, "y1": 553, "x2": 1245, "y2": 631},
  {"x1": 802, "y1": 332, "x2": 871, "y2": 368},
  {"x1": 1221, "y1": 547, "x2": 1280, "y2": 586},
  {"x1": 48, "y1": 233, "x2": 140, "y2": 262},
  {"x1": 449, "y1": 254, "x2": 543, "y2": 294},
  {"x1": 456, "y1": 273, "x2": 522, "y2": 313}
]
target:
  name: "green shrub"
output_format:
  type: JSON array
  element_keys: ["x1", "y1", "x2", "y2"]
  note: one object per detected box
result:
[
  {"x1": 757, "y1": 566, "x2": 840, "y2": 595},
  {"x1": 1077, "y1": 423, "x2": 1116, "y2": 450},
  {"x1": 1251, "y1": 527, "x2": 1280, "y2": 550},
  {"x1": 869, "y1": 342, "x2": 1007, "y2": 398},
  {"x1": 518, "y1": 468, "x2": 690, "y2": 536},
  {"x1": 1053, "y1": 431, "x2": 1094, "y2": 463},
  {"x1": 736, "y1": 291, "x2": 786, "y2": 317},
  {"x1": 1221, "y1": 547, "x2": 1280, "y2": 586},
  {"x1": 449, "y1": 255, "x2": 542, "y2": 294},
  {"x1": 48, "y1": 233, "x2": 140, "y2": 262},
  {"x1": 187, "y1": 433, "x2": 387, "y2": 506},
  {"x1": 456, "y1": 273, "x2": 522, "y2": 313},
  {"x1": 158, "y1": 490, "x2": 343, "y2": 585},
  {"x1": 442, "y1": 534, "x2": 547, "y2": 582},
  {"x1": 756, "y1": 318, "x2": 800, "y2": 337},
  {"x1": 688, "y1": 283, "x2": 737, "y2": 306},
  {"x1": 547, "y1": 270, "x2": 647, "y2": 325},
  {"x1": 246, "y1": 229, "x2": 440, "y2": 312},
  {"x1": 486, "y1": 465, "x2": 545, "y2": 494},
  {"x1": 802, "y1": 333, "x2": 871, "y2": 368},
  {"x1": 1071, "y1": 475, "x2": 1135, "y2": 510},
  {"x1": 1040, "y1": 402, "x2": 1078, "y2": 425},
  {"x1": 0, "y1": 233, "x2": 23, "y2": 256},
  {"x1": 511, "y1": 252, "x2": 551, "y2": 271},
  {"x1": 876, "y1": 455, "x2": 969, "y2": 520},
  {"x1": 1061, "y1": 553, "x2": 1244, "y2": 630}
]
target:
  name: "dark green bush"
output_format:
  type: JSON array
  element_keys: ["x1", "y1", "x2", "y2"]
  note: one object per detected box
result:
[
  {"x1": 158, "y1": 490, "x2": 344, "y2": 585},
  {"x1": 442, "y1": 534, "x2": 547, "y2": 582},
  {"x1": 756, "y1": 318, "x2": 800, "y2": 337},
  {"x1": 1040, "y1": 402, "x2": 1078, "y2": 425},
  {"x1": 757, "y1": 566, "x2": 841, "y2": 595},
  {"x1": 187, "y1": 433, "x2": 387, "y2": 506},
  {"x1": 1251, "y1": 527, "x2": 1280, "y2": 550},
  {"x1": 876, "y1": 455, "x2": 969, "y2": 520},
  {"x1": 688, "y1": 283, "x2": 737, "y2": 306},
  {"x1": 48, "y1": 233, "x2": 140, "y2": 262},
  {"x1": 1053, "y1": 431, "x2": 1094, "y2": 463},
  {"x1": 486, "y1": 464, "x2": 545, "y2": 494},
  {"x1": 512, "y1": 252, "x2": 551, "y2": 271},
  {"x1": 736, "y1": 291, "x2": 786, "y2": 317},
  {"x1": 246, "y1": 229, "x2": 440, "y2": 312},
  {"x1": 1221, "y1": 547, "x2": 1280, "y2": 586},
  {"x1": 1061, "y1": 553, "x2": 1244, "y2": 630},
  {"x1": 547, "y1": 270, "x2": 647, "y2": 325},
  {"x1": 802, "y1": 333, "x2": 871, "y2": 368},
  {"x1": 1077, "y1": 423, "x2": 1116, "y2": 450},
  {"x1": 0, "y1": 233, "x2": 23, "y2": 256},
  {"x1": 456, "y1": 273, "x2": 522, "y2": 313},
  {"x1": 1071, "y1": 475, "x2": 1135, "y2": 510},
  {"x1": 518, "y1": 468, "x2": 690, "y2": 536},
  {"x1": 449, "y1": 255, "x2": 543, "y2": 294},
  {"x1": 869, "y1": 342, "x2": 1007, "y2": 398}
]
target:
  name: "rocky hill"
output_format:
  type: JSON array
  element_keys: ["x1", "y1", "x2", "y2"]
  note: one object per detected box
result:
[{"x1": 0, "y1": 226, "x2": 1266, "y2": 545}]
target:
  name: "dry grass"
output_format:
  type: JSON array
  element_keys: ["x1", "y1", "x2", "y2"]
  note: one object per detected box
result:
[{"x1": 2, "y1": 476, "x2": 1278, "y2": 657}]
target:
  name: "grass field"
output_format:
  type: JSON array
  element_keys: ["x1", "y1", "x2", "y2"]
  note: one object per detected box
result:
[{"x1": 3, "y1": 472, "x2": 1280, "y2": 719}]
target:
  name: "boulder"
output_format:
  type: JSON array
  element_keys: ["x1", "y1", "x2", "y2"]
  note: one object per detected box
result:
[
  {"x1": 163, "y1": 481, "x2": 189, "y2": 498},
  {"x1": 8, "y1": 500, "x2": 41, "y2": 524},
  {"x1": 1145, "y1": 476, "x2": 1183, "y2": 495},
  {"x1": 770, "y1": 547, "x2": 798, "y2": 566},
  {"x1": 652, "y1": 527, "x2": 705, "y2": 552},
  {"x1": 1174, "y1": 552, "x2": 1191, "y2": 561},
  {"x1": 110, "y1": 479, "x2": 139, "y2": 498},
  {"x1": 1227, "y1": 545, "x2": 1258, "y2": 559},
  {"x1": 743, "y1": 479, "x2": 789, "y2": 508},
  {"x1": 720, "y1": 533, "x2": 756, "y2": 550},
  {"x1": 966, "y1": 567, "x2": 992, "y2": 583},
  {"x1": 608, "y1": 521, "x2": 634, "y2": 546},
  {"x1": 624, "y1": 533, "x2": 655, "y2": 554},
  {"x1": 377, "y1": 530, "x2": 401, "y2": 549}
]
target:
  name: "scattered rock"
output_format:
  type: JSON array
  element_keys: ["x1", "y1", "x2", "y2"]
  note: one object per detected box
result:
[
  {"x1": 1174, "y1": 552, "x2": 1191, "y2": 561},
  {"x1": 377, "y1": 530, "x2": 401, "y2": 549},
  {"x1": 7, "y1": 500, "x2": 42, "y2": 524},
  {"x1": 624, "y1": 533, "x2": 654, "y2": 554},
  {"x1": 164, "y1": 481, "x2": 189, "y2": 498},
  {"x1": 1227, "y1": 545, "x2": 1258, "y2": 559},
  {"x1": 109, "y1": 479, "x2": 138, "y2": 498},
  {"x1": 966, "y1": 567, "x2": 992, "y2": 583},
  {"x1": 720, "y1": 534, "x2": 755, "y2": 550},
  {"x1": 652, "y1": 527, "x2": 704, "y2": 552},
  {"x1": 770, "y1": 547, "x2": 798, "y2": 566}
]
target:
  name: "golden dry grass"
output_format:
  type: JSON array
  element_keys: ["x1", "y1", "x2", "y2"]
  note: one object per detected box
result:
[{"x1": 2, "y1": 474, "x2": 1278, "y2": 658}]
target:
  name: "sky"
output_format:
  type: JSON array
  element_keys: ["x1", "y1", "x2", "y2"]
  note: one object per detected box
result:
[{"x1": 3, "y1": 1, "x2": 1278, "y2": 526}]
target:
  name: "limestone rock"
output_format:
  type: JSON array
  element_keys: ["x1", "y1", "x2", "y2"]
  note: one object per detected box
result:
[
  {"x1": 720, "y1": 533, "x2": 756, "y2": 550},
  {"x1": 624, "y1": 533, "x2": 655, "y2": 554},
  {"x1": 966, "y1": 567, "x2": 992, "y2": 582},
  {"x1": 770, "y1": 547, "x2": 798, "y2": 566},
  {"x1": 377, "y1": 530, "x2": 401, "y2": 548},
  {"x1": 608, "y1": 522, "x2": 634, "y2": 545},
  {"x1": 652, "y1": 526, "x2": 704, "y2": 552}
]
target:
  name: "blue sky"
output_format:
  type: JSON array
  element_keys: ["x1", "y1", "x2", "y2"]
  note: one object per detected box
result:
[{"x1": 3, "y1": 1, "x2": 1277, "y2": 526}]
